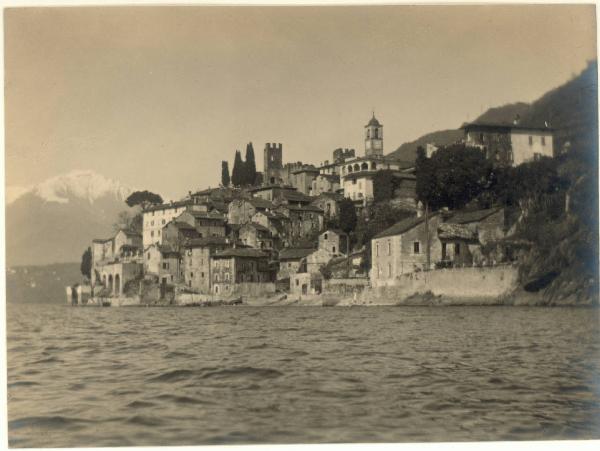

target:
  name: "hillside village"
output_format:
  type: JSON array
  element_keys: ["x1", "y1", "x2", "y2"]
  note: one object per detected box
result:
[{"x1": 79, "y1": 103, "x2": 570, "y2": 307}]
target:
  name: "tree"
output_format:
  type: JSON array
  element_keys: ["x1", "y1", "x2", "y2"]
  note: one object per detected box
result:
[
  {"x1": 221, "y1": 161, "x2": 230, "y2": 187},
  {"x1": 372, "y1": 170, "x2": 396, "y2": 203},
  {"x1": 415, "y1": 144, "x2": 491, "y2": 211},
  {"x1": 338, "y1": 198, "x2": 357, "y2": 235},
  {"x1": 80, "y1": 247, "x2": 92, "y2": 280},
  {"x1": 244, "y1": 142, "x2": 257, "y2": 186},
  {"x1": 231, "y1": 150, "x2": 243, "y2": 187},
  {"x1": 125, "y1": 190, "x2": 163, "y2": 210}
]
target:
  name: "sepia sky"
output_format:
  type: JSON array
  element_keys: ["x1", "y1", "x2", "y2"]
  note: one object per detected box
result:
[{"x1": 4, "y1": 4, "x2": 597, "y2": 200}]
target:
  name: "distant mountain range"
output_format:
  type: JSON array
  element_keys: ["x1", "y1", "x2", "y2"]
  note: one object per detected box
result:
[
  {"x1": 388, "y1": 61, "x2": 598, "y2": 161},
  {"x1": 6, "y1": 170, "x2": 134, "y2": 267}
]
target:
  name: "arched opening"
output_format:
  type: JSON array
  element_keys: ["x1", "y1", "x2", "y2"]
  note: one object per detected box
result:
[
  {"x1": 108, "y1": 274, "x2": 113, "y2": 294},
  {"x1": 361, "y1": 162, "x2": 368, "y2": 170},
  {"x1": 115, "y1": 274, "x2": 121, "y2": 296},
  {"x1": 371, "y1": 162, "x2": 377, "y2": 170},
  {"x1": 353, "y1": 163, "x2": 360, "y2": 171},
  {"x1": 347, "y1": 165, "x2": 353, "y2": 173},
  {"x1": 102, "y1": 274, "x2": 107, "y2": 286}
]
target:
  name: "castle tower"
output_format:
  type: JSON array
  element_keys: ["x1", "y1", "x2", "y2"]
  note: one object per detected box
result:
[
  {"x1": 365, "y1": 113, "x2": 383, "y2": 157},
  {"x1": 263, "y1": 143, "x2": 283, "y2": 185}
]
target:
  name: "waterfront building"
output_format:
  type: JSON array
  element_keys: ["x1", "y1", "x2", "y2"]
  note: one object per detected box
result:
[
  {"x1": 277, "y1": 247, "x2": 314, "y2": 280},
  {"x1": 91, "y1": 228, "x2": 143, "y2": 291},
  {"x1": 210, "y1": 248, "x2": 275, "y2": 297},
  {"x1": 290, "y1": 272, "x2": 323, "y2": 296},
  {"x1": 182, "y1": 237, "x2": 229, "y2": 294},
  {"x1": 370, "y1": 213, "x2": 443, "y2": 287},
  {"x1": 461, "y1": 118, "x2": 554, "y2": 166}
]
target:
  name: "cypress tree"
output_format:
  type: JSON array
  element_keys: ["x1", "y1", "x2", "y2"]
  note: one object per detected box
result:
[
  {"x1": 244, "y1": 142, "x2": 257, "y2": 186},
  {"x1": 231, "y1": 150, "x2": 243, "y2": 187},
  {"x1": 221, "y1": 161, "x2": 230, "y2": 187}
]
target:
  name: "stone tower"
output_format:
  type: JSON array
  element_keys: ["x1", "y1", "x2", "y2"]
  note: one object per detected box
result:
[
  {"x1": 263, "y1": 143, "x2": 283, "y2": 185},
  {"x1": 365, "y1": 113, "x2": 383, "y2": 157}
]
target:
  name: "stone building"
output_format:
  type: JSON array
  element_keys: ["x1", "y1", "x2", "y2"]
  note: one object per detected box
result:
[
  {"x1": 370, "y1": 213, "x2": 443, "y2": 287},
  {"x1": 227, "y1": 198, "x2": 276, "y2": 225},
  {"x1": 291, "y1": 165, "x2": 320, "y2": 195},
  {"x1": 277, "y1": 247, "x2": 314, "y2": 280},
  {"x1": 305, "y1": 248, "x2": 335, "y2": 274},
  {"x1": 142, "y1": 200, "x2": 193, "y2": 249},
  {"x1": 251, "y1": 210, "x2": 289, "y2": 242},
  {"x1": 364, "y1": 113, "x2": 384, "y2": 157},
  {"x1": 311, "y1": 192, "x2": 344, "y2": 221},
  {"x1": 263, "y1": 142, "x2": 283, "y2": 185},
  {"x1": 319, "y1": 229, "x2": 348, "y2": 255},
  {"x1": 176, "y1": 210, "x2": 226, "y2": 238},
  {"x1": 311, "y1": 173, "x2": 341, "y2": 196},
  {"x1": 210, "y1": 248, "x2": 275, "y2": 297},
  {"x1": 239, "y1": 222, "x2": 274, "y2": 250},
  {"x1": 290, "y1": 272, "x2": 323, "y2": 296},
  {"x1": 91, "y1": 229, "x2": 143, "y2": 291},
  {"x1": 157, "y1": 244, "x2": 183, "y2": 286},
  {"x1": 462, "y1": 119, "x2": 554, "y2": 166},
  {"x1": 161, "y1": 221, "x2": 201, "y2": 252},
  {"x1": 276, "y1": 204, "x2": 324, "y2": 243},
  {"x1": 182, "y1": 237, "x2": 229, "y2": 294}
]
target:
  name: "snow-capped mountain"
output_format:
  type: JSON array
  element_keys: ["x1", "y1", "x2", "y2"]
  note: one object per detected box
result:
[
  {"x1": 7, "y1": 169, "x2": 132, "y2": 206},
  {"x1": 6, "y1": 170, "x2": 136, "y2": 266}
]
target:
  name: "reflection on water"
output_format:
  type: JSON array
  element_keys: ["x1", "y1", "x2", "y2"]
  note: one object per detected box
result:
[{"x1": 7, "y1": 304, "x2": 600, "y2": 447}]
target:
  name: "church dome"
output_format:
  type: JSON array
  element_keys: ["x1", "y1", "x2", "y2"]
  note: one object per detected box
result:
[{"x1": 366, "y1": 114, "x2": 381, "y2": 127}]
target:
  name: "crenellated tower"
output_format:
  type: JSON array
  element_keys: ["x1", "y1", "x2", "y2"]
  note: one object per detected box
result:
[{"x1": 263, "y1": 143, "x2": 283, "y2": 185}]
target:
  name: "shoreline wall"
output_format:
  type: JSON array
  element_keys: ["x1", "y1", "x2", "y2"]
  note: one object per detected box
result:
[{"x1": 347, "y1": 265, "x2": 519, "y2": 306}]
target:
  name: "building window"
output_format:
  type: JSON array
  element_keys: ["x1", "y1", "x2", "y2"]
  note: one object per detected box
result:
[
  {"x1": 388, "y1": 241, "x2": 391, "y2": 255},
  {"x1": 162, "y1": 262, "x2": 169, "y2": 269},
  {"x1": 162, "y1": 219, "x2": 165, "y2": 225},
  {"x1": 541, "y1": 136, "x2": 546, "y2": 146},
  {"x1": 190, "y1": 272, "x2": 193, "y2": 278},
  {"x1": 479, "y1": 133, "x2": 484, "y2": 143},
  {"x1": 388, "y1": 263, "x2": 392, "y2": 277},
  {"x1": 455, "y1": 243, "x2": 460, "y2": 255},
  {"x1": 528, "y1": 136, "x2": 533, "y2": 145},
  {"x1": 332, "y1": 246, "x2": 336, "y2": 253},
  {"x1": 147, "y1": 253, "x2": 150, "y2": 259},
  {"x1": 201, "y1": 272, "x2": 204, "y2": 277},
  {"x1": 324, "y1": 233, "x2": 328, "y2": 240},
  {"x1": 376, "y1": 243, "x2": 379, "y2": 257},
  {"x1": 296, "y1": 279, "x2": 299, "y2": 286},
  {"x1": 151, "y1": 231, "x2": 154, "y2": 237},
  {"x1": 413, "y1": 241, "x2": 420, "y2": 254}
]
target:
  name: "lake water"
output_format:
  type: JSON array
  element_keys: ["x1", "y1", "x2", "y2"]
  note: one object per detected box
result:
[{"x1": 6, "y1": 303, "x2": 600, "y2": 447}]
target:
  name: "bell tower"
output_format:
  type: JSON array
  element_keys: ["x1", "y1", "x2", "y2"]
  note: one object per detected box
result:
[{"x1": 365, "y1": 113, "x2": 383, "y2": 157}]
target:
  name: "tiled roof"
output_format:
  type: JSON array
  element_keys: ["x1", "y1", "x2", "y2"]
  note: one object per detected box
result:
[
  {"x1": 447, "y1": 207, "x2": 502, "y2": 224},
  {"x1": 143, "y1": 200, "x2": 192, "y2": 213},
  {"x1": 366, "y1": 114, "x2": 381, "y2": 127},
  {"x1": 171, "y1": 221, "x2": 197, "y2": 230},
  {"x1": 437, "y1": 223, "x2": 478, "y2": 241},
  {"x1": 187, "y1": 210, "x2": 225, "y2": 221},
  {"x1": 212, "y1": 248, "x2": 269, "y2": 259},
  {"x1": 241, "y1": 222, "x2": 271, "y2": 233},
  {"x1": 322, "y1": 228, "x2": 347, "y2": 236},
  {"x1": 374, "y1": 214, "x2": 432, "y2": 239},
  {"x1": 281, "y1": 190, "x2": 313, "y2": 203},
  {"x1": 158, "y1": 244, "x2": 179, "y2": 255},
  {"x1": 461, "y1": 121, "x2": 553, "y2": 132},
  {"x1": 247, "y1": 197, "x2": 276, "y2": 209},
  {"x1": 292, "y1": 165, "x2": 320, "y2": 174},
  {"x1": 184, "y1": 236, "x2": 229, "y2": 248},
  {"x1": 282, "y1": 204, "x2": 324, "y2": 213},
  {"x1": 279, "y1": 248, "x2": 314, "y2": 260}
]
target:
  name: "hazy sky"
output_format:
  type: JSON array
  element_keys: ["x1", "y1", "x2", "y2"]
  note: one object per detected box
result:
[{"x1": 4, "y1": 5, "x2": 597, "y2": 200}]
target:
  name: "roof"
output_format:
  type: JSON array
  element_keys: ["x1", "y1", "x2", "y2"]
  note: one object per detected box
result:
[
  {"x1": 143, "y1": 200, "x2": 192, "y2": 213},
  {"x1": 158, "y1": 244, "x2": 179, "y2": 255},
  {"x1": 461, "y1": 121, "x2": 554, "y2": 133},
  {"x1": 447, "y1": 207, "x2": 502, "y2": 224},
  {"x1": 282, "y1": 204, "x2": 324, "y2": 213},
  {"x1": 318, "y1": 173, "x2": 341, "y2": 182},
  {"x1": 437, "y1": 223, "x2": 478, "y2": 241},
  {"x1": 183, "y1": 236, "x2": 229, "y2": 248},
  {"x1": 241, "y1": 222, "x2": 271, "y2": 233},
  {"x1": 279, "y1": 248, "x2": 314, "y2": 260},
  {"x1": 373, "y1": 214, "x2": 430, "y2": 239},
  {"x1": 248, "y1": 184, "x2": 296, "y2": 192},
  {"x1": 117, "y1": 229, "x2": 142, "y2": 238},
  {"x1": 246, "y1": 197, "x2": 276, "y2": 209},
  {"x1": 366, "y1": 114, "x2": 381, "y2": 127},
  {"x1": 280, "y1": 190, "x2": 313, "y2": 203},
  {"x1": 212, "y1": 248, "x2": 269, "y2": 259},
  {"x1": 292, "y1": 165, "x2": 320, "y2": 175},
  {"x1": 92, "y1": 237, "x2": 112, "y2": 243},
  {"x1": 322, "y1": 228, "x2": 347, "y2": 236},
  {"x1": 342, "y1": 170, "x2": 416, "y2": 181},
  {"x1": 186, "y1": 210, "x2": 225, "y2": 221},
  {"x1": 169, "y1": 221, "x2": 197, "y2": 230}
]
